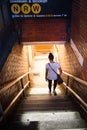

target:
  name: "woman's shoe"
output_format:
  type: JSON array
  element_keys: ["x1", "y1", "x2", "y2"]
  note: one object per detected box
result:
[
  {"x1": 53, "y1": 91, "x2": 57, "y2": 96},
  {"x1": 49, "y1": 90, "x2": 51, "y2": 95}
]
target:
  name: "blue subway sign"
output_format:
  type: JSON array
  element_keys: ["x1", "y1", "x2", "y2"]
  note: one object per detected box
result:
[{"x1": 9, "y1": 0, "x2": 72, "y2": 19}]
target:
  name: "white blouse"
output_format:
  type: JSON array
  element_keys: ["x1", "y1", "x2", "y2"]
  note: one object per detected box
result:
[{"x1": 46, "y1": 62, "x2": 60, "y2": 80}]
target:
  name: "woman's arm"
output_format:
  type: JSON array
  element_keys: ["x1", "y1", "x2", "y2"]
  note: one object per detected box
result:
[
  {"x1": 58, "y1": 67, "x2": 62, "y2": 76},
  {"x1": 45, "y1": 68, "x2": 48, "y2": 81}
]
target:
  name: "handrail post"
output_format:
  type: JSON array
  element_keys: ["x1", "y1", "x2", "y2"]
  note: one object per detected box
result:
[
  {"x1": 66, "y1": 76, "x2": 69, "y2": 95},
  {"x1": 28, "y1": 73, "x2": 30, "y2": 86},
  {"x1": 21, "y1": 78, "x2": 25, "y2": 97},
  {"x1": 0, "y1": 102, "x2": 4, "y2": 123},
  {"x1": 0, "y1": 102, "x2": 8, "y2": 127},
  {"x1": 28, "y1": 73, "x2": 30, "y2": 87},
  {"x1": 0, "y1": 102, "x2": 3, "y2": 117}
]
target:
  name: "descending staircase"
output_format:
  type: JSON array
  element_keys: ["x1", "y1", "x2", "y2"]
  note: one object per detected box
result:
[{"x1": 3, "y1": 93, "x2": 87, "y2": 130}]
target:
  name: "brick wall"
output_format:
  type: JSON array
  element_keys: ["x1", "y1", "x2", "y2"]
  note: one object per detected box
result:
[
  {"x1": 71, "y1": 0, "x2": 87, "y2": 80},
  {"x1": 0, "y1": 42, "x2": 29, "y2": 110},
  {"x1": 21, "y1": 18, "x2": 67, "y2": 42},
  {"x1": 0, "y1": 42, "x2": 29, "y2": 86},
  {"x1": 56, "y1": 44, "x2": 82, "y2": 78},
  {"x1": 56, "y1": 0, "x2": 87, "y2": 101},
  {"x1": 58, "y1": 0, "x2": 87, "y2": 81},
  {"x1": 56, "y1": 43, "x2": 87, "y2": 102}
]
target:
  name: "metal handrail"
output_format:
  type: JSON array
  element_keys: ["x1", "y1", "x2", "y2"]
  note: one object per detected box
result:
[
  {"x1": 63, "y1": 71, "x2": 87, "y2": 112},
  {"x1": 0, "y1": 72, "x2": 30, "y2": 123}
]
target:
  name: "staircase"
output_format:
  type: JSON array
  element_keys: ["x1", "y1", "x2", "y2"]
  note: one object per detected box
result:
[{"x1": 3, "y1": 93, "x2": 87, "y2": 130}]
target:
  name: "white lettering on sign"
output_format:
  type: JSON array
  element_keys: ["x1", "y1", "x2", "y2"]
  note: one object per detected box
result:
[
  {"x1": 10, "y1": 0, "x2": 48, "y2": 3},
  {"x1": 10, "y1": 0, "x2": 28, "y2": 3},
  {"x1": 32, "y1": 0, "x2": 48, "y2": 3},
  {"x1": 70, "y1": 39, "x2": 84, "y2": 66}
]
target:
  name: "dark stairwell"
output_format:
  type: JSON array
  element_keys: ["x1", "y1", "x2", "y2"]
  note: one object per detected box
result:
[{"x1": 1, "y1": 53, "x2": 87, "y2": 130}]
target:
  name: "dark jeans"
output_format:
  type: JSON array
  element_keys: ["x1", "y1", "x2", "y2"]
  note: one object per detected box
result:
[{"x1": 48, "y1": 79, "x2": 57, "y2": 92}]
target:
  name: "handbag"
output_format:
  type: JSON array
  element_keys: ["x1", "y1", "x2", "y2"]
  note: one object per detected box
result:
[
  {"x1": 56, "y1": 74, "x2": 63, "y2": 85},
  {"x1": 48, "y1": 63, "x2": 63, "y2": 85}
]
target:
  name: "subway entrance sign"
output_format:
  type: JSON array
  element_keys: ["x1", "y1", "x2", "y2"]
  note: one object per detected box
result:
[{"x1": 9, "y1": 0, "x2": 72, "y2": 19}]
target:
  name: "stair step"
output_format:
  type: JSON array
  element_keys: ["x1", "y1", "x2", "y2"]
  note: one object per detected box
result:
[
  {"x1": 8, "y1": 110, "x2": 87, "y2": 130},
  {"x1": 4, "y1": 94, "x2": 87, "y2": 129},
  {"x1": 6, "y1": 120, "x2": 87, "y2": 129},
  {"x1": 15, "y1": 106, "x2": 77, "y2": 112},
  {"x1": 16, "y1": 95, "x2": 78, "y2": 111},
  {"x1": 60, "y1": 129, "x2": 87, "y2": 130},
  {"x1": 15, "y1": 104, "x2": 77, "y2": 112},
  {"x1": 17, "y1": 102, "x2": 77, "y2": 108},
  {"x1": 11, "y1": 111, "x2": 83, "y2": 121},
  {"x1": 24, "y1": 94, "x2": 72, "y2": 100},
  {"x1": 20, "y1": 99, "x2": 76, "y2": 105}
]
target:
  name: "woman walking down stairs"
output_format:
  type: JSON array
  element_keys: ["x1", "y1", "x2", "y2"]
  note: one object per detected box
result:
[{"x1": 1, "y1": 53, "x2": 87, "y2": 130}]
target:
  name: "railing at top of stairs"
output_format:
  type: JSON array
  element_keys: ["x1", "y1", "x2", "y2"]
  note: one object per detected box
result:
[{"x1": 63, "y1": 71, "x2": 87, "y2": 117}]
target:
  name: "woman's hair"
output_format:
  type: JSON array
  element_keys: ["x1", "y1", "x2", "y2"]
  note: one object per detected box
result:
[{"x1": 48, "y1": 53, "x2": 54, "y2": 60}]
